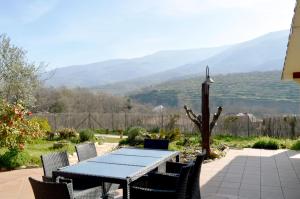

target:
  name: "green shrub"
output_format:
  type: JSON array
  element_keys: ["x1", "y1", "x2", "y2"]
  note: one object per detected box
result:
[
  {"x1": 79, "y1": 129, "x2": 95, "y2": 142},
  {"x1": 94, "y1": 128, "x2": 107, "y2": 134},
  {"x1": 119, "y1": 139, "x2": 129, "y2": 146},
  {"x1": 127, "y1": 126, "x2": 149, "y2": 145},
  {"x1": 29, "y1": 155, "x2": 41, "y2": 166},
  {"x1": 149, "y1": 127, "x2": 160, "y2": 133},
  {"x1": 57, "y1": 128, "x2": 77, "y2": 139},
  {"x1": 252, "y1": 138, "x2": 279, "y2": 149},
  {"x1": 53, "y1": 141, "x2": 70, "y2": 149},
  {"x1": 165, "y1": 128, "x2": 181, "y2": 141},
  {"x1": 30, "y1": 117, "x2": 52, "y2": 133},
  {"x1": 291, "y1": 140, "x2": 300, "y2": 150},
  {"x1": 46, "y1": 132, "x2": 56, "y2": 140},
  {"x1": 70, "y1": 136, "x2": 79, "y2": 144},
  {"x1": 114, "y1": 129, "x2": 123, "y2": 136},
  {"x1": 0, "y1": 149, "x2": 30, "y2": 169},
  {"x1": 176, "y1": 137, "x2": 187, "y2": 146},
  {"x1": 150, "y1": 128, "x2": 181, "y2": 142}
]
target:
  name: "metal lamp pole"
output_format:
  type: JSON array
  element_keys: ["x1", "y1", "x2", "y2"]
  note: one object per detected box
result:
[{"x1": 201, "y1": 66, "x2": 214, "y2": 154}]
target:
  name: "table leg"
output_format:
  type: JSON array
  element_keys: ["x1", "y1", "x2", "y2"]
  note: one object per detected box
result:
[
  {"x1": 102, "y1": 181, "x2": 107, "y2": 198},
  {"x1": 122, "y1": 182, "x2": 129, "y2": 199}
]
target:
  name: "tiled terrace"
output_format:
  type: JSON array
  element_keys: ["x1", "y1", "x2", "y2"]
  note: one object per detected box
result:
[
  {"x1": 0, "y1": 148, "x2": 299, "y2": 199},
  {"x1": 201, "y1": 148, "x2": 300, "y2": 199}
]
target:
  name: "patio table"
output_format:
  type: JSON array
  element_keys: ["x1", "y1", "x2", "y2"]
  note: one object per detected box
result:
[{"x1": 53, "y1": 148, "x2": 179, "y2": 199}]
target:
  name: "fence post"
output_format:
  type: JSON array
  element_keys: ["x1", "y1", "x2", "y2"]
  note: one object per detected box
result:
[
  {"x1": 124, "y1": 111, "x2": 127, "y2": 130},
  {"x1": 53, "y1": 113, "x2": 57, "y2": 131},
  {"x1": 247, "y1": 114, "x2": 250, "y2": 137},
  {"x1": 161, "y1": 112, "x2": 164, "y2": 129},
  {"x1": 88, "y1": 112, "x2": 92, "y2": 129},
  {"x1": 111, "y1": 112, "x2": 114, "y2": 130}
]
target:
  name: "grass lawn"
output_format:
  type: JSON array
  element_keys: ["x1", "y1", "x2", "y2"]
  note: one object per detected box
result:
[
  {"x1": 26, "y1": 139, "x2": 76, "y2": 158},
  {"x1": 0, "y1": 139, "x2": 77, "y2": 166},
  {"x1": 1, "y1": 133, "x2": 299, "y2": 169},
  {"x1": 0, "y1": 135, "x2": 122, "y2": 167},
  {"x1": 169, "y1": 134, "x2": 299, "y2": 151},
  {"x1": 212, "y1": 134, "x2": 296, "y2": 149},
  {"x1": 100, "y1": 137, "x2": 122, "y2": 143}
]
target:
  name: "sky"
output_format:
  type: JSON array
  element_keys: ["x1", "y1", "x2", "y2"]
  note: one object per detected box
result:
[{"x1": 0, "y1": 0, "x2": 296, "y2": 70}]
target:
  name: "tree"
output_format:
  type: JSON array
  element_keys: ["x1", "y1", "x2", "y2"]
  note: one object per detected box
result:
[
  {"x1": 184, "y1": 105, "x2": 222, "y2": 158},
  {"x1": 0, "y1": 34, "x2": 41, "y2": 107}
]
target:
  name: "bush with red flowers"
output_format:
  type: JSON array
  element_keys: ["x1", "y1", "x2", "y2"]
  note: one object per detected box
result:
[{"x1": 0, "y1": 100, "x2": 43, "y2": 151}]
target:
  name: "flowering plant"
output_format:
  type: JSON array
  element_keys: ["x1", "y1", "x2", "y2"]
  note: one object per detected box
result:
[{"x1": 0, "y1": 100, "x2": 43, "y2": 150}]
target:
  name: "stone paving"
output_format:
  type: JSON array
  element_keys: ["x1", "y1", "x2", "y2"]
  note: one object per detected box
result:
[
  {"x1": 0, "y1": 148, "x2": 299, "y2": 199},
  {"x1": 201, "y1": 148, "x2": 300, "y2": 199}
]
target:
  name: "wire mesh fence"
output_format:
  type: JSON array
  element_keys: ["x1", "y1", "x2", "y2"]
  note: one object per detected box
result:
[{"x1": 34, "y1": 112, "x2": 300, "y2": 138}]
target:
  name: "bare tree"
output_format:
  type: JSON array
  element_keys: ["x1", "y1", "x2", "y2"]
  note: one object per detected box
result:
[{"x1": 184, "y1": 105, "x2": 222, "y2": 157}]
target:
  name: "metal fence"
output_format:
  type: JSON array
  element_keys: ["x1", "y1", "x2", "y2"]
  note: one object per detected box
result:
[{"x1": 34, "y1": 112, "x2": 300, "y2": 138}]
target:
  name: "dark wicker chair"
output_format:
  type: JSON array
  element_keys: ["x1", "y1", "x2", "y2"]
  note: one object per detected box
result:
[
  {"x1": 75, "y1": 142, "x2": 119, "y2": 197},
  {"x1": 29, "y1": 177, "x2": 102, "y2": 199},
  {"x1": 130, "y1": 163, "x2": 193, "y2": 199},
  {"x1": 164, "y1": 150, "x2": 207, "y2": 199},
  {"x1": 144, "y1": 139, "x2": 169, "y2": 150},
  {"x1": 41, "y1": 151, "x2": 70, "y2": 182},
  {"x1": 41, "y1": 151, "x2": 101, "y2": 191},
  {"x1": 75, "y1": 142, "x2": 97, "y2": 162}
]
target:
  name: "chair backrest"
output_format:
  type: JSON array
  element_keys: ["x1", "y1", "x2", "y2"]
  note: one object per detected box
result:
[
  {"x1": 29, "y1": 177, "x2": 73, "y2": 199},
  {"x1": 187, "y1": 150, "x2": 207, "y2": 199},
  {"x1": 75, "y1": 142, "x2": 97, "y2": 162},
  {"x1": 41, "y1": 151, "x2": 70, "y2": 179},
  {"x1": 175, "y1": 163, "x2": 193, "y2": 199},
  {"x1": 144, "y1": 139, "x2": 169, "y2": 150}
]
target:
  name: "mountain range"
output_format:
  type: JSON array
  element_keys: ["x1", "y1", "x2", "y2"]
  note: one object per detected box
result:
[
  {"x1": 44, "y1": 30, "x2": 289, "y2": 93},
  {"x1": 44, "y1": 46, "x2": 227, "y2": 87},
  {"x1": 129, "y1": 71, "x2": 300, "y2": 115}
]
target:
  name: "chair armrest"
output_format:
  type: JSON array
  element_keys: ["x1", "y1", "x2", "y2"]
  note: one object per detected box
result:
[
  {"x1": 73, "y1": 186, "x2": 102, "y2": 199},
  {"x1": 42, "y1": 176, "x2": 54, "y2": 182},
  {"x1": 166, "y1": 161, "x2": 187, "y2": 173},
  {"x1": 130, "y1": 186, "x2": 176, "y2": 198},
  {"x1": 56, "y1": 176, "x2": 73, "y2": 184},
  {"x1": 133, "y1": 173, "x2": 179, "y2": 189}
]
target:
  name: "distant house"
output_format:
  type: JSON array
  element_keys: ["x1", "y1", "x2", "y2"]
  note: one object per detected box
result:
[
  {"x1": 282, "y1": 0, "x2": 300, "y2": 84},
  {"x1": 152, "y1": 105, "x2": 164, "y2": 112},
  {"x1": 236, "y1": 113, "x2": 261, "y2": 123}
]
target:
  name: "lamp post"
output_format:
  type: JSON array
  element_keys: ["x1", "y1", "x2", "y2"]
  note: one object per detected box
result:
[
  {"x1": 201, "y1": 66, "x2": 214, "y2": 154},
  {"x1": 183, "y1": 66, "x2": 223, "y2": 157},
  {"x1": 184, "y1": 65, "x2": 222, "y2": 158}
]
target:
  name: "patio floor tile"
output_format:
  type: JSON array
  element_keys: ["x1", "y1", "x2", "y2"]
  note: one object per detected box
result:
[{"x1": 1, "y1": 148, "x2": 300, "y2": 199}]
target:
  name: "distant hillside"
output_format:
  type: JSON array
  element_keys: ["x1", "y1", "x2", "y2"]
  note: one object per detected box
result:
[
  {"x1": 45, "y1": 30, "x2": 289, "y2": 90},
  {"x1": 44, "y1": 46, "x2": 226, "y2": 87},
  {"x1": 173, "y1": 30, "x2": 289, "y2": 74},
  {"x1": 130, "y1": 71, "x2": 300, "y2": 115},
  {"x1": 97, "y1": 30, "x2": 289, "y2": 94}
]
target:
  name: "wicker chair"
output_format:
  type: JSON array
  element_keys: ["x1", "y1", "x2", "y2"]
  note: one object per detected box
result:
[
  {"x1": 130, "y1": 163, "x2": 193, "y2": 199},
  {"x1": 164, "y1": 150, "x2": 207, "y2": 199},
  {"x1": 41, "y1": 151, "x2": 70, "y2": 182},
  {"x1": 75, "y1": 142, "x2": 97, "y2": 162},
  {"x1": 29, "y1": 177, "x2": 102, "y2": 199},
  {"x1": 144, "y1": 139, "x2": 169, "y2": 150},
  {"x1": 41, "y1": 151, "x2": 101, "y2": 191},
  {"x1": 75, "y1": 142, "x2": 119, "y2": 197}
]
